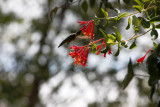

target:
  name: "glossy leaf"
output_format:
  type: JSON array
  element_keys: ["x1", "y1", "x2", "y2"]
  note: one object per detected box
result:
[
  {"x1": 138, "y1": 17, "x2": 150, "y2": 29},
  {"x1": 151, "y1": 28, "x2": 158, "y2": 39},
  {"x1": 132, "y1": 5, "x2": 142, "y2": 13},
  {"x1": 91, "y1": 43, "x2": 97, "y2": 53},
  {"x1": 113, "y1": 26, "x2": 122, "y2": 42},
  {"x1": 81, "y1": 1, "x2": 88, "y2": 14},
  {"x1": 99, "y1": 29, "x2": 116, "y2": 45},
  {"x1": 107, "y1": 17, "x2": 118, "y2": 21},
  {"x1": 153, "y1": 42, "x2": 158, "y2": 48},
  {"x1": 132, "y1": 15, "x2": 140, "y2": 31},
  {"x1": 107, "y1": 34, "x2": 116, "y2": 45},
  {"x1": 129, "y1": 40, "x2": 137, "y2": 49},
  {"x1": 118, "y1": 12, "x2": 129, "y2": 20},
  {"x1": 114, "y1": 8, "x2": 120, "y2": 14},
  {"x1": 115, "y1": 43, "x2": 120, "y2": 56},
  {"x1": 135, "y1": 0, "x2": 144, "y2": 8},
  {"x1": 121, "y1": 41, "x2": 128, "y2": 48},
  {"x1": 101, "y1": 8, "x2": 108, "y2": 19},
  {"x1": 122, "y1": 59, "x2": 134, "y2": 90},
  {"x1": 99, "y1": 28, "x2": 108, "y2": 41},
  {"x1": 126, "y1": 17, "x2": 131, "y2": 30},
  {"x1": 150, "y1": 15, "x2": 160, "y2": 23}
]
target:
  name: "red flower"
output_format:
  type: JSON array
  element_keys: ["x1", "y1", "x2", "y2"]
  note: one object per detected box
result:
[
  {"x1": 69, "y1": 45, "x2": 89, "y2": 66},
  {"x1": 78, "y1": 20, "x2": 94, "y2": 39},
  {"x1": 108, "y1": 47, "x2": 113, "y2": 55},
  {"x1": 93, "y1": 38, "x2": 109, "y2": 57},
  {"x1": 96, "y1": 40, "x2": 105, "y2": 55},
  {"x1": 103, "y1": 53, "x2": 106, "y2": 57},
  {"x1": 136, "y1": 49, "x2": 150, "y2": 64}
]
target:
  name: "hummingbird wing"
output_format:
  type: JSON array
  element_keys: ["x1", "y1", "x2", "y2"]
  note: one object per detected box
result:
[
  {"x1": 58, "y1": 34, "x2": 77, "y2": 48},
  {"x1": 58, "y1": 30, "x2": 82, "y2": 48}
]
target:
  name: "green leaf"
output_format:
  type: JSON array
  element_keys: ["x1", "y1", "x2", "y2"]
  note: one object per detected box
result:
[
  {"x1": 115, "y1": 43, "x2": 120, "y2": 56},
  {"x1": 107, "y1": 16, "x2": 118, "y2": 21},
  {"x1": 101, "y1": 8, "x2": 108, "y2": 19},
  {"x1": 123, "y1": 0, "x2": 130, "y2": 4},
  {"x1": 151, "y1": 28, "x2": 158, "y2": 39},
  {"x1": 81, "y1": 1, "x2": 88, "y2": 14},
  {"x1": 113, "y1": 26, "x2": 122, "y2": 42},
  {"x1": 121, "y1": 40, "x2": 128, "y2": 48},
  {"x1": 129, "y1": 40, "x2": 137, "y2": 49},
  {"x1": 122, "y1": 59, "x2": 134, "y2": 90},
  {"x1": 99, "y1": 29, "x2": 116, "y2": 45},
  {"x1": 114, "y1": 8, "x2": 120, "y2": 14},
  {"x1": 132, "y1": 15, "x2": 139, "y2": 27},
  {"x1": 126, "y1": 17, "x2": 131, "y2": 30},
  {"x1": 135, "y1": 0, "x2": 144, "y2": 8},
  {"x1": 138, "y1": 17, "x2": 150, "y2": 29},
  {"x1": 118, "y1": 12, "x2": 129, "y2": 20},
  {"x1": 153, "y1": 42, "x2": 158, "y2": 48},
  {"x1": 132, "y1": 15, "x2": 140, "y2": 31},
  {"x1": 50, "y1": 7, "x2": 59, "y2": 21},
  {"x1": 150, "y1": 15, "x2": 160, "y2": 23},
  {"x1": 91, "y1": 43, "x2": 97, "y2": 53},
  {"x1": 107, "y1": 34, "x2": 116, "y2": 45},
  {"x1": 99, "y1": 28, "x2": 108, "y2": 41},
  {"x1": 155, "y1": 24, "x2": 160, "y2": 29},
  {"x1": 132, "y1": 5, "x2": 142, "y2": 13}
]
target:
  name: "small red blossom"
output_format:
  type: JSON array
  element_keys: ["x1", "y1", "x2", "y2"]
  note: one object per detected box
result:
[
  {"x1": 136, "y1": 49, "x2": 150, "y2": 64},
  {"x1": 69, "y1": 45, "x2": 89, "y2": 66},
  {"x1": 103, "y1": 53, "x2": 106, "y2": 57},
  {"x1": 93, "y1": 38, "x2": 108, "y2": 57},
  {"x1": 96, "y1": 40, "x2": 105, "y2": 55},
  {"x1": 78, "y1": 20, "x2": 94, "y2": 39},
  {"x1": 108, "y1": 47, "x2": 113, "y2": 55}
]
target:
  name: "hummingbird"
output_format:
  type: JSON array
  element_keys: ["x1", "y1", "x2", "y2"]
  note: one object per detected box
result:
[{"x1": 58, "y1": 30, "x2": 83, "y2": 48}]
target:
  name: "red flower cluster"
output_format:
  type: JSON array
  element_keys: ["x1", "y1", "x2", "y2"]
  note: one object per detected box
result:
[
  {"x1": 93, "y1": 38, "x2": 112, "y2": 57},
  {"x1": 96, "y1": 40, "x2": 106, "y2": 55},
  {"x1": 68, "y1": 20, "x2": 114, "y2": 66},
  {"x1": 136, "y1": 49, "x2": 150, "y2": 64},
  {"x1": 69, "y1": 45, "x2": 89, "y2": 66},
  {"x1": 78, "y1": 20, "x2": 94, "y2": 39}
]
